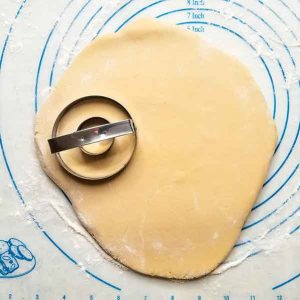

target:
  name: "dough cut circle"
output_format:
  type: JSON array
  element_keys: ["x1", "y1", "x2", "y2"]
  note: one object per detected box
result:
[
  {"x1": 52, "y1": 96, "x2": 136, "y2": 180},
  {"x1": 35, "y1": 19, "x2": 277, "y2": 279},
  {"x1": 78, "y1": 116, "x2": 114, "y2": 156}
]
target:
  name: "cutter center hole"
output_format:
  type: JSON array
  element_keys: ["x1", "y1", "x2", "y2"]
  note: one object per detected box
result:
[{"x1": 78, "y1": 117, "x2": 114, "y2": 156}]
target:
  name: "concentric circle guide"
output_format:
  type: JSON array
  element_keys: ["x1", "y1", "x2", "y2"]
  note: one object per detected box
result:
[{"x1": 0, "y1": 0, "x2": 299, "y2": 298}]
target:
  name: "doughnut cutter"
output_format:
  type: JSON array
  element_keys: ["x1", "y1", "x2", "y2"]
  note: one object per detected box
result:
[{"x1": 48, "y1": 95, "x2": 136, "y2": 180}]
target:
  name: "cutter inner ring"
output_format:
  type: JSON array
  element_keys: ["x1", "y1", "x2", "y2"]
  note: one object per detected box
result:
[{"x1": 77, "y1": 117, "x2": 114, "y2": 156}]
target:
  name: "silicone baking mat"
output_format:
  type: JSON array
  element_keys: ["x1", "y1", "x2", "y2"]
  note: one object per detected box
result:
[{"x1": 0, "y1": 0, "x2": 299, "y2": 299}]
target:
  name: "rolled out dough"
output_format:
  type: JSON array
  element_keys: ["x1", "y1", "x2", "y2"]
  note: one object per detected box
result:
[{"x1": 35, "y1": 19, "x2": 277, "y2": 279}]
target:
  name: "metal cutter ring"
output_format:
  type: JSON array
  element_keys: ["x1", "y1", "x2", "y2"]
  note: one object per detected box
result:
[{"x1": 49, "y1": 95, "x2": 137, "y2": 180}]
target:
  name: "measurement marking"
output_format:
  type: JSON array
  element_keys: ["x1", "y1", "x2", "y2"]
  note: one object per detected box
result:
[
  {"x1": 34, "y1": 0, "x2": 74, "y2": 112},
  {"x1": 187, "y1": 25, "x2": 205, "y2": 32},
  {"x1": 187, "y1": 0, "x2": 205, "y2": 6},
  {"x1": 188, "y1": 11, "x2": 205, "y2": 19},
  {"x1": 68, "y1": 6, "x2": 103, "y2": 65},
  {"x1": 49, "y1": 0, "x2": 93, "y2": 86},
  {"x1": 273, "y1": 272, "x2": 300, "y2": 290},
  {"x1": 290, "y1": 223, "x2": 300, "y2": 234}
]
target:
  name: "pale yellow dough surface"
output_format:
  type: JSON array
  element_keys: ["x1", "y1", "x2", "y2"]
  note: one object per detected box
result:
[{"x1": 35, "y1": 19, "x2": 277, "y2": 279}]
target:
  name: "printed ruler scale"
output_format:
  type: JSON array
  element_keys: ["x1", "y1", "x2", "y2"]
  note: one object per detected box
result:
[{"x1": 0, "y1": 0, "x2": 299, "y2": 299}]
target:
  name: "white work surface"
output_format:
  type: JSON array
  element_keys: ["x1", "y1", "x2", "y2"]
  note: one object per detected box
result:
[{"x1": 0, "y1": 0, "x2": 300, "y2": 299}]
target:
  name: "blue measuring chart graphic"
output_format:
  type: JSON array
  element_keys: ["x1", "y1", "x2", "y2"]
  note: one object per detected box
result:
[
  {"x1": 0, "y1": 238, "x2": 36, "y2": 278},
  {"x1": 0, "y1": 0, "x2": 299, "y2": 298}
]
